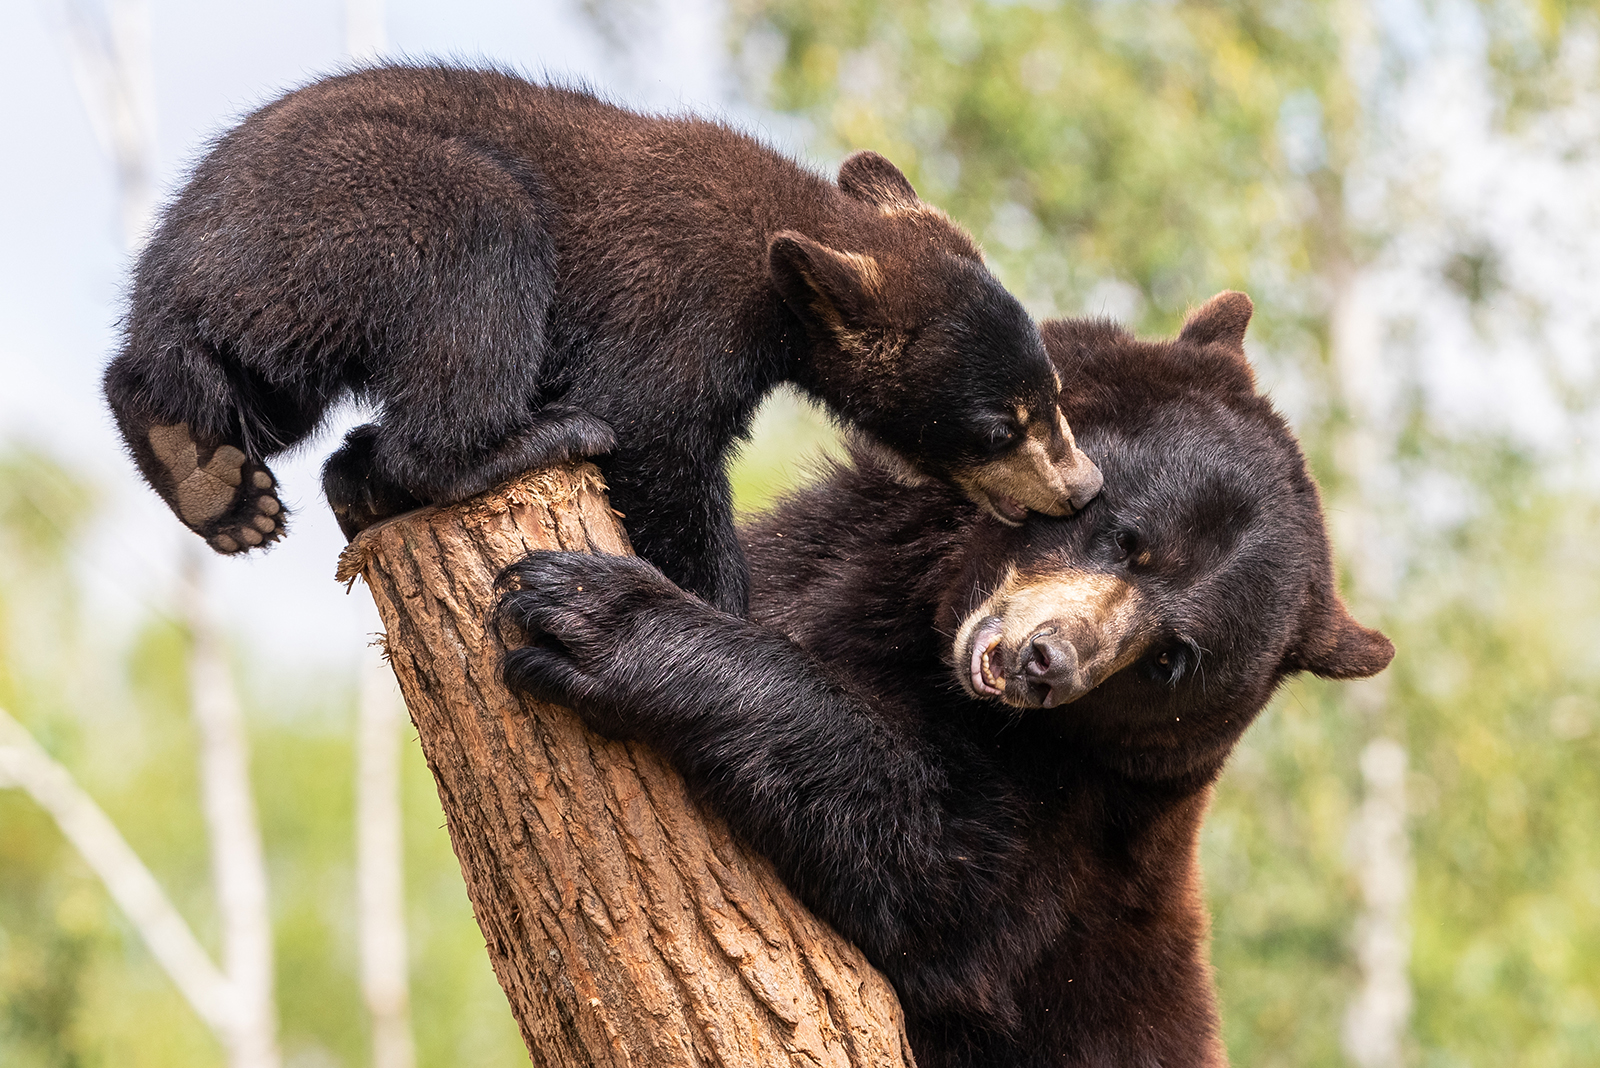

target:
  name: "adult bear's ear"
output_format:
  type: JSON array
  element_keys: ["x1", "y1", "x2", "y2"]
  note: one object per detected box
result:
[
  {"x1": 769, "y1": 231, "x2": 882, "y2": 333},
  {"x1": 837, "y1": 151, "x2": 920, "y2": 211},
  {"x1": 1285, "y1": 588, "x2": 1395, "y2": 680},
  {"x1": 1179, "y1": 291, "x2": 1254, "y2": 351}
]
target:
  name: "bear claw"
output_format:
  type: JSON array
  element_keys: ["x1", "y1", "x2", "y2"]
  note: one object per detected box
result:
[{"x1": 147, "y1": 422, "x2": 288, "y2": 553}]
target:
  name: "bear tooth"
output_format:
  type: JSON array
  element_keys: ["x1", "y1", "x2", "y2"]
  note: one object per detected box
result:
[{"x1": 970, "y1": 628, "x2": 1006, "y2": 696}]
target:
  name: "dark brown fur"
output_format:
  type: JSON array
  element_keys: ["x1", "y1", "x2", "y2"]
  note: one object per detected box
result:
[
  {"x1": 103, "y1": 64, "x2": 1099, "y2": 613},
  {"x1": 498, "y1": 292, "x2": 1393, "y2": 1065}
]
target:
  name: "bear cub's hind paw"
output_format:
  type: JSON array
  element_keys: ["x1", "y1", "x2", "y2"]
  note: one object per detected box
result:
[
  {"x1": 321, "y1": 424, "x2": 425, "y2": 542},
  {"x1": 146, "y1": 423, "x2": 286, "y2": 554}
]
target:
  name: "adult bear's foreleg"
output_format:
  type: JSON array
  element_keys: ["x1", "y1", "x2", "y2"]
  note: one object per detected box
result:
[{"x1": 495, "y1": 550, "x2": 1027, "y2": 1010}]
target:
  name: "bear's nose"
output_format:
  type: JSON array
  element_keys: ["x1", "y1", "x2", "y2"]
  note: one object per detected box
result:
[
  {"x1": 1064, "y1": 458, "x2": 1104, "y2": 512},
  {"x1": 1023, "y1": 630, "x2": 1084, "y2": 707}
]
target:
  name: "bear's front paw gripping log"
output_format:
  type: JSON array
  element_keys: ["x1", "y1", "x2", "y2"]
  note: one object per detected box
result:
[
  {"x1": 497, "y1": 617, "x2": 630, "y2": 740},
  {"x1": 498, "y1": 552, "x2": 682, "y2": 639},
  {"x1": 146, "y1": 423, "x2": 285, "y2": 553},
  {"x1": 496, "y1": 551, "x2": 686, "y2": 738}
]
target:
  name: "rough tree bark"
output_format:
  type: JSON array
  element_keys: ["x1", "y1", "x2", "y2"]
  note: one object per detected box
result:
[{"x1": 335, "y1": 464, "x2": 915, "y2": 1068}]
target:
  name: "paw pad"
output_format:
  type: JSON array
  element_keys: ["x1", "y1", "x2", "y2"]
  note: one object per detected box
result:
[{"x1": 147, "y1": 422, "x2": 287, "y2": 554}]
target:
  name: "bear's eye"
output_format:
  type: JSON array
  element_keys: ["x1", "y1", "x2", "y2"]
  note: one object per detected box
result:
[
  {"x1": 1113, "y1": 530, "x2": 1141, "y2": 562},
  {"x1": 1141, "y1": 639, "x2": 1200, "y2": 687},
  {"x1": 986, "y1": 424, "x2": 1018, "y2": 451}
]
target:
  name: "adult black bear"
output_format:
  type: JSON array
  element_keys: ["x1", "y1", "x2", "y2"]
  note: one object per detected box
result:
[
  {"x1": 102, "y1": 65, "x2": 1101, "y2": 616},
  {"x1": 498, "y1": 292, "x2": 1395, "y2": 1067}
]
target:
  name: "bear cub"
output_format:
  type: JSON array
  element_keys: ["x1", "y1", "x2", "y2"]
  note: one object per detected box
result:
[
  {"x1": 102, "y1": 64, "x2": 1101, "y2": 615},
  {"x1": 498, "y1": 292, "x2": 1395, "y2": 1067}
]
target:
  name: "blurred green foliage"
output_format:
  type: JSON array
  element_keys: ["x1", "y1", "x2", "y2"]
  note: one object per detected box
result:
[
  {"x1": 0, "y1": 450, "x2": 524, "y2": 1066},
  {"x1": 1197, "y1": 461, "x2": 1600, "y2": 1066},
  {"x1": 733, "y1": 0, "x2": 1348, "y2": 338},
  {"x1": 1394, "y1": 458, "x2": 1600, "y2": 1064}
]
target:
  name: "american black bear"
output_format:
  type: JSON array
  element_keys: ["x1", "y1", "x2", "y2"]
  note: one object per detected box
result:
[
  {"x1": 101, "y1": 64, "x2": 1101, "y2": 615},
  {"x1": 497, "y1": 291, "x2": 1395, "y2": 1067}
]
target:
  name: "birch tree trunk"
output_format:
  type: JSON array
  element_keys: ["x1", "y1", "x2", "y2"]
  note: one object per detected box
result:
[
  {"x1": 357, "y1": 654, "x2": 417, "y2": 1068},
  {"x1": 183, "y1": 560, "x2": 282, "y2": 1068},
  {"x1": 335, "y1": 464, "x2": 914, "y2": 1068}
]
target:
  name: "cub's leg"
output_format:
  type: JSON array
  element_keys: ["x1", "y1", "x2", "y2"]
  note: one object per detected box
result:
[
  {"x1": 322, "y1": 405, "x2": 616, "y2": 540},
  {"x1": 281, "y1": 126, "x2": 621, "y2": 537},
  {"x1": 104, "y1": 337, "x2": 302, "y2": 554},
  {"x1": 320, "y1": 425, "x2": 421, "y2": 540},
  {"x1": 116, "y1": 107, "x2": 600, "y2": 547},
  {"x1": 601, "y1": 454, "x2": 750, "y2": 617},
  {"x1": 128, "y1": 417, "x2": 287, "y2": 553}
]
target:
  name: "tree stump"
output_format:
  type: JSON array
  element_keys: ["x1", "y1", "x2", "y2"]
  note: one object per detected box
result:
[{"x1": 335, "y1": 464, "x2": 915, "y2": 1068}]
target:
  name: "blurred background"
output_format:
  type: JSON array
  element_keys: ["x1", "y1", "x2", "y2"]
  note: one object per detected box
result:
[{"x1": 2, "y1": 0, "x2": 1597, "y2": 1065}]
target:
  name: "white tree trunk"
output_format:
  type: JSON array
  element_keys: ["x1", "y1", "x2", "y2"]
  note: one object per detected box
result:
[
  {"x1": 341, "y1": 10, "x2": 412, "y2": 1064},
  {"x1": 1343, "y1": 735, "x2": 1411, "y2": 1068},
  {"x1": 183, "y1": 557, "x2": 282, "y2": 1068},
  {"x1": 1329, "y1": 187, "x2": 1411, "y2": 1067},
  {"x1": 357, "y1": 651, "x2": 416, "y2": 1068},
  {"x1": 61, "y1": 0, "x2": 157, "y2": 249}
]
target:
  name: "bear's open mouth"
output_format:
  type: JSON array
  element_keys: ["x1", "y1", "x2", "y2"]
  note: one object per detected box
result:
[
  {"x1": 968, "y1": 616, "x2": 1007, "y2": 696},
  {"x1": 989, "y1": 495, "x2": 1028, "y2": 525}
]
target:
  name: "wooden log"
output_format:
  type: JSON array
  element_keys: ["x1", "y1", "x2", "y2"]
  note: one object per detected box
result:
[{"x1": 335, "y1": 464, "x2": 914, "y2": 1068}]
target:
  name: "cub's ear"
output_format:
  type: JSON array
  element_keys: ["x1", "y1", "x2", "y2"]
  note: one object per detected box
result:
[
  {"x1": 838, "y1": 151, "x2": 920, "y2": 210},
  {"x1": 1286, "y1": 594, "x2": 1395, "y2": 680},
  {"x1": 1179, "y1": 291, "x2": 1254, "y2": 351},
  {"x1": 769, "y1": 231, "x2": 882, "y2": 332}
]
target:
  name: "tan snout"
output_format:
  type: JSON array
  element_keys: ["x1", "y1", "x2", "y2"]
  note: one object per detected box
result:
[
  {"x1": 953, "y1": 567, "x2": 1150, "y2": 708},
  {"x1": 956, "y1": 409, "x2": 1103, "y2": 526}
]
